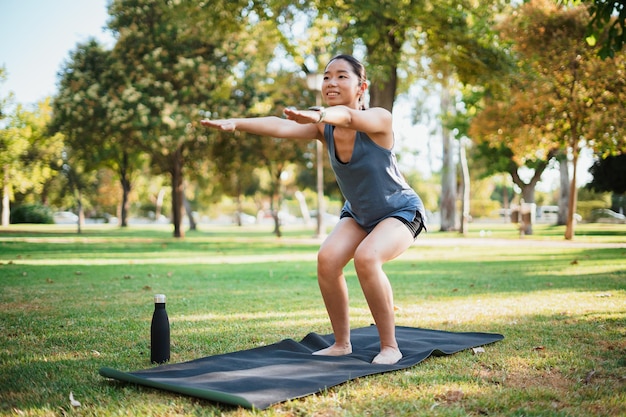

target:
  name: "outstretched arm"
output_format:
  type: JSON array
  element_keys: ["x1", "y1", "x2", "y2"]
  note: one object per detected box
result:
[
  {"x1": 200, "y1": 113, "x2": 323, "y2": 140},
  {"x1": 285, "y1": 106, "x2": 394, "y2": 148}
]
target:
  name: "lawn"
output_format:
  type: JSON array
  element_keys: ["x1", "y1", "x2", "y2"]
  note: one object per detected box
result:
[{"x1": 1, "y1": 222, "x2": 625, "y2": 416}]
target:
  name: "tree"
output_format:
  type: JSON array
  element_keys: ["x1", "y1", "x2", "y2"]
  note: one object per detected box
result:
[
  {"x1": 107, "y1": 0, "x2": 258, "y2": 238},
  {"x1": 51, "y1": 39, "x2": 146, "y2": 228},
  {"x1": 470, "y1": 136, "x2": 557, "y2": 234},
  {"x1": 56, "y1": 148, "x2": 100, "y2": 233},
  {"x1": 587, "y1": 154, "x2": 626, "y2": 212},
  {"x1": 190, "y1": 7, "x2": 312, "y2": 236},
  {"x1": 439, "y1": 76, "x2": 459, "y2": 231},
  {"x1": 0, "y1": 98, "x2": 64, "y2": 226},
  {"x1": 473, "y1": 0, "x2": 626, "y2": 239}
]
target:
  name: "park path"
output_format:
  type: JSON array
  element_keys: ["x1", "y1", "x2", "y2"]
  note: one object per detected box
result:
[{"x1": 411, "y1": 236, "x2": 626, "y2": 249}]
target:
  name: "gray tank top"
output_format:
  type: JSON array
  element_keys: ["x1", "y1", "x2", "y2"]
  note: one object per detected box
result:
[{"x1": 324, "y1": 124, "x2": 425, "y2": 232}]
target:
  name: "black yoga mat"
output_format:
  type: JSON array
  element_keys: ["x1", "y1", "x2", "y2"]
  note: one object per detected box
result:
[{"x1": 100, "y1": 326, "x2": 503, "y2": 410}]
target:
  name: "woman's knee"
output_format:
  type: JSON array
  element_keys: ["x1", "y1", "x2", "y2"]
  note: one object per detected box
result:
[
  {"x1": 317, "y1": 245, "x2": 344, "y2": 277},
  {"x1": 353, "y1": 246, "x2": 381, "y2": 276}
]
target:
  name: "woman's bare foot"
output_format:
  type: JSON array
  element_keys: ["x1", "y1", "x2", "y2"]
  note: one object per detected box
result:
[
  {"x1": 372, "y1": 347, "x2": 402, "y2": 365},
  {"x1": 312, "y1": 343, "x2": 352, "y2": 356}
]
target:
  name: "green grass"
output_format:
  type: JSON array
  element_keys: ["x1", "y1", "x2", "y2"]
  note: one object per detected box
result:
[{"x1": 1, "y1": 222, "x2": 625, "y2": 416}]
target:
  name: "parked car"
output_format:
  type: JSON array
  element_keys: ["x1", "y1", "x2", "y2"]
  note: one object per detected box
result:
[
  {"x1": 591, "y1": 209, "x2": 626, "y2": 224},
  {"x1": 53, "y1": 211, "x2": 79, "y2": 224}
]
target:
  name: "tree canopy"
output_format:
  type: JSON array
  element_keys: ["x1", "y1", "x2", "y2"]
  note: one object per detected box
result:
[
  {"x1": 587, "y1": 154, "x2": 626, "y2": 194},
  {"x1": 471, "y1": 0, "x2": 625, "y2": 238},
  {"x1": 1, "y1": 98, "x2": 64, "y2": 226},
  {"x1": 558, "y1": 0, "x2": 626, "y2": 58}
]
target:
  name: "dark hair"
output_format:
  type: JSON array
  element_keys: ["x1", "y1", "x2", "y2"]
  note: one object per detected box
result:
[
  {"x1": 326, "y1": 54, "x2": 367, "y2": 84},
  {"x1": 325, "y1": 54, "x2": 367, "y2": 109}
]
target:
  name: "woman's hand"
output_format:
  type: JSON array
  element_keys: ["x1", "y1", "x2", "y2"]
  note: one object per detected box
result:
[
  {"x1": 200, "y1": 119, "x2": 236, "y2": 131},
  {"x1": 283, "y1": 107, "x2": 322, "y2": 125},
  {"x1": 199, "y1": 113, "x2": 322, "y2": 140}
]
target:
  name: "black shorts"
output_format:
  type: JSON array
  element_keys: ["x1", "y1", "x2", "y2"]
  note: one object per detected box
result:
[
  {"x1": 340, "y1": 211, "x2": 425, "y2": 239},
  {"x1": 392, "y1": 211, "x2": 425, "y2": 239}
]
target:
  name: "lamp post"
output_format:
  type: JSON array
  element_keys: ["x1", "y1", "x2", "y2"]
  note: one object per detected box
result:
[{"x1": 306, "y1": 72, "x2": 326, "y2": 238}]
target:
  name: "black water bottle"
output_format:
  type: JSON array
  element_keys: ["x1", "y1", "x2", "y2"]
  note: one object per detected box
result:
[{"x1": 150, "y1": 294, "x2": 170, "y2": 364}]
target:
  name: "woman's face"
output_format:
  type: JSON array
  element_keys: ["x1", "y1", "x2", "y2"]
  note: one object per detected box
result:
[{"x1": 322, "y1": 58, "x2": 365, "y2": 109}]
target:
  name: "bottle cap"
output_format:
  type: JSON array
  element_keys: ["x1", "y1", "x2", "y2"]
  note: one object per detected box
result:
[{"x1": 154, "y1": 294, "x2": 166, "y2": 303}]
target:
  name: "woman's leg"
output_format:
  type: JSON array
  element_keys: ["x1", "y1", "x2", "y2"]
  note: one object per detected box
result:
[
  {"x1": 353, "y1": 217, "x2": 415, "y2": 364},
  {"x1": 313, "y1": 217, "x2": 367, "y2": 356}
]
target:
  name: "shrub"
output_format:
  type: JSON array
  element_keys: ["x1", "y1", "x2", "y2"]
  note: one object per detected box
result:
[
  {"x1": 10, "y1": 204, "x2": 54, "y2": 224},
  {"x1": 470, "y1": 199, "x2": 501, "y2": 219},
  {"x1": 576, "y1": 200, "x2": 609, "y2": 222}
]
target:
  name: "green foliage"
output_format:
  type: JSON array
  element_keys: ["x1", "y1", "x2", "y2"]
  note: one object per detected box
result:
[
  {"x1": 495, "y1": 1, "x2": 626, "y2": 159},
  {"x1": 9, "y1": 204, "x2": 54, "y2": 224},
  {"x1": 576, "y1": 199, "x2": 611, "y2": 220},
  {"x1": 403, "y1": 170, "x2": 440, "y2": 213},
  {"x1": 0, "y1": 66, "x2": 13, "y2": 122},
  {"x1": 471, "y1": 0, "x2": 626, "y2": 238},
  {"x1": 101, "y1": 0, "x2": 309, "y2": 236},
  {"x1": 469, "y1": 199, "x2": 500, "y2": 218},
  {"x1": 587, "y1": 154, "x2": 626, "y2": 194},
  {"x1": 577, "y1": 186, "x2": 611, "y2": 203},
  {"x1": 0, "y1": 99, "x2": 64, "y2": 208},
  {"x1": 562, "y1": 0, "x2": 626, "y2": 58},
  {"x1": 318, "y1": 0, "x2": 515, "y2": 110},
  {"x1": 490, "y1": 183, "x2": 516, "y2": 205}
]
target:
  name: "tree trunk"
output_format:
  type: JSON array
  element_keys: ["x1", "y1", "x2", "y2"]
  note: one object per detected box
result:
[
  {"x1": 236, "y1": 189, "x2": 243, "y2": 227},
  {"x1": 184, "y1": 190, "x2": 196, "y2": 231},
  {"x1": 65, "y1": 168, "x2": 84, "y2": 234},
  {"x1": 440, "y1": 80, "x2": 457, "y2": 232},
  {"x1": 565, "y1": 147, "x2": 579, "y2": 240},
  {"x1": 369, "y1": 70, "x2": 397, "y2": 111},
  {"x1": 155, "y1": 188, "x2": 165, "y2": 221},
  {"x1": 119, "y1": 152, "x2": 131, "y2": 228},
  {"x1": 271, "y1": 168, "x2": 282, "y2": 238},
  {"x1": 510, "y1": 165, "x2": 543, "y2": 235},
  {"x1": 270, "y1": 196, "x2": 281, "y2": 238},
  {"x1": 459, "y1": 138, "x2": 470, "y2": 235},
  {"x1": 76, "y1": 188, "x2": 83, "y2": 235},
  {"x1": 120, "y1": 177, "x2": 131, "y2": 227},
  {"x1": 366, "y1": 33, "x2": 399, "y2": 112},
  {"x1": 557, "y1": 153, "x2": 569, "y2": 226},
  {"x1": 502, "y1": 178, "x2": 510, "y2": 223},
  {"x1": 171, "y1": 149, "x2": 185, "y2": 238},
  {"x1": 2, "y1": 164, "x2": 9, "y2": 227}
]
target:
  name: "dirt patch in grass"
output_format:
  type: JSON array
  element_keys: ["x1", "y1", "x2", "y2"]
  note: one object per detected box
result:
[{"x1": 502, "y1": 366, "x2": 571, "y2": 392}]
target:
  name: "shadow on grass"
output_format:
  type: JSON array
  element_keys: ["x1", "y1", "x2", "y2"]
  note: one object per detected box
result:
[
  {"x1": 0, "y1": 224, "x2": 307, "y2": 240},
  {"x1": 386, "y1": 247, "x2": 626, "y2": 297},
  {"x1": 2, "y1": 246, "x2": 624, "y2": 303},
  {"x1": 0, "y1": 237, "x2": 320, "y2": 262},
  {"x1": 543, "y1": 223, "x2": 626, "y2": 238}
]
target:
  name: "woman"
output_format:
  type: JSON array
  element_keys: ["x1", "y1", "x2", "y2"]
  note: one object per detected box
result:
[{"x1": 201, "y1": 54, "x2": 425, "y2": 365}]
